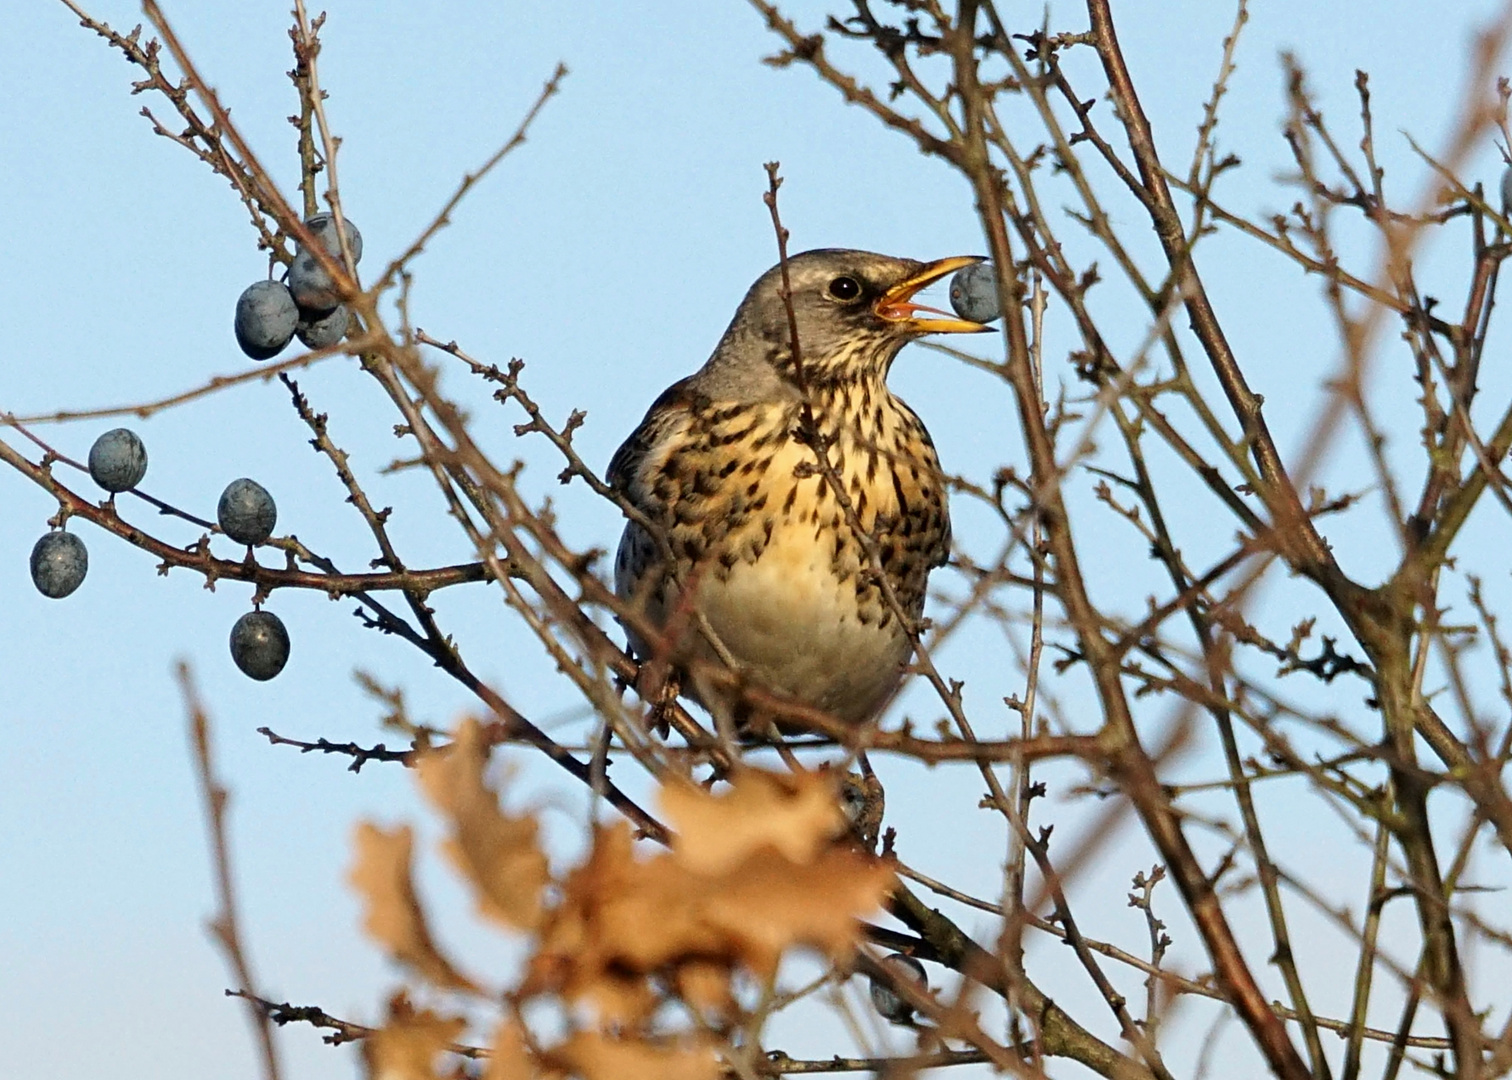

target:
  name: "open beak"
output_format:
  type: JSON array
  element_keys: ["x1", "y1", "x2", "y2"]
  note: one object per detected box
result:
[{"x1": 875, "y1": 255, "x2": 994, "y2": 334}]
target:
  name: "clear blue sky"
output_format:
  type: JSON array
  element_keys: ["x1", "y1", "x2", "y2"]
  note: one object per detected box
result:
[{"x1": 3, "y1": 2, "x2": 1508, "y2": 1078}]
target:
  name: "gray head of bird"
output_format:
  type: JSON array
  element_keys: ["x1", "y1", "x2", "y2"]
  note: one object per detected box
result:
[{"x1": 707, "y1": 248, "x2": 992, "y2": 391}]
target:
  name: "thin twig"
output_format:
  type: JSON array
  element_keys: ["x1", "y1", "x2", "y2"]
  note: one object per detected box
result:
[{"x1": 179, "y1": 664, "x2": 282, "y2": 1080}]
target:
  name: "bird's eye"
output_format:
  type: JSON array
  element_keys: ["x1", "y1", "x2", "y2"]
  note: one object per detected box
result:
[{"x1": 826, "y1": 275, "x2": 862, "y2": 302}]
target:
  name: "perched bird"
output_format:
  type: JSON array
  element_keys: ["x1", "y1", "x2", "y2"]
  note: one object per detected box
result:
[{"x1": 610, "y1": 249, "x2": 990, "y2": 732}]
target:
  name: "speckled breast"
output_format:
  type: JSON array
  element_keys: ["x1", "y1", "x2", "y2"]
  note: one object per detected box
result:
[{"x1": 615, "y1": 386, "x2": 949, "y2": 725}]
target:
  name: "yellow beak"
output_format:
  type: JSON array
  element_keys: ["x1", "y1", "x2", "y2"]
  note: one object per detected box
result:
[{"x1": 874, "y1": 255, "x2": 995, "y2": 334}]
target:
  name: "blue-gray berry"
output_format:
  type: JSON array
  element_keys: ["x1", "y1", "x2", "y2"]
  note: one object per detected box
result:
[
  {"x1": 948, "y1": 262, "x2": 1002, "y2": 324},
  {"x1": 88, "y1": 428, "x2": 148, "y2": 492},
  {"x1": 235, "y1": 280, "x2": 299, "y2": 360},
  {"x1": 868, "y1": 953, "x2": 927, "y2": 1025},
  {"x1": 303, "y1": 213, "x2": 363, "y2": 263},
  {"x1": 230, "y1": 610, "x2": 290, "y2": 680},
  {"x1": 296, "y1": 304, "x2": 351, "y2": 350},
  {"x1": 289, "y1": 214, "x2": 362, "y2": 312},
  {"x1": 218, "y1": 478, "x2": 278, "y2": 546},
  {"x1": 31, "y1": 531, "x2": 88, "y2": 599},
  {"x1": 289, "y1": 252, "x2": 339, "y2": 312}
]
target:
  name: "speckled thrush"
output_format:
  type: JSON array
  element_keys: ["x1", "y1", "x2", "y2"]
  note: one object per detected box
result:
[{"x1": 610, "y1": 249, "x2": 989, "y2": 731}]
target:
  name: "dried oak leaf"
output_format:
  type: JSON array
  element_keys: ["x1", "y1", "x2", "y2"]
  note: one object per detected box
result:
[
  {"x1": 544, "y1": 1031, "x2": 720, "y2": 1080},
  {"x1": 481, "y1": 1019, "x2": 537, "y2": 1080},
  {"x1": 349, "y1": 822, "x2": 480, "y2": 993},
  {"x1": 362, "y1": 994, "x2": 468, "y2": 1080},
  {"x1": 525, "y1": 818, "x2": 894, "y2": 1023},
  {"x1": 673, "y1": 958, "x2": 736, "y2": 1019},
  {"x1": 418, "y1": 718, "x2": 550, "y2": 932},
  {"x1": 660, "y1": 766, "x2": 844, "y2": 875}
]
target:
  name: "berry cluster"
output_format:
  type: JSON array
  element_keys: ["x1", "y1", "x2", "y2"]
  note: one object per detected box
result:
[
  {"x1": 30, "y1": 428, "x2": 290, "y2": 681},
  {"x1": 235, "y1": 213, "x2": 362, "y2": 360}
]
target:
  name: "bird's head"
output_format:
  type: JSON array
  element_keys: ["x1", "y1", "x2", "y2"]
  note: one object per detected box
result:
[{"x1": 712, "y1": 249, "x2": 993, "y2": 391}]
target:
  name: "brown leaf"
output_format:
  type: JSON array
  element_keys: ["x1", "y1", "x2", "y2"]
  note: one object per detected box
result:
[
  {"x1": 700, "y1": 847, "x2": 894, "y2": 972},
  {"x1": 362, "y1": 994, "x2": 468, "y2": 1080},
  {"x1": 349, "y1": 822, "x2": 480, "y2": 993},
  {"x1": 520, "y1": 824, "x2": 663, "y2": 1023},
  {"x1": 526, "y1": 820, "x2": 894, "y2": 1022},
  {"x1": 417, "y1": 718, "x2": 550, "y2": 932},
  {"x1": 674, "y1": 960, "x2": 736, "y2": 1019},
  {"x1": 545, "y1": 1031, "x2": 720, "y2": 1080},
  {"x1": 660, "y1": 767, "x2": 843, "y2": 875},
  {"x1": 481, "y1": 1019, "x2": 537, "y2": 1080}
]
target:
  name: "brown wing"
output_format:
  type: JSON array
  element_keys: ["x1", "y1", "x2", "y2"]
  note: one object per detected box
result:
[
  {"x1": 607, "y1": 376, "x2": 703, "y2": 505},
  {"x1": 610, "y1": 377, "x2": 707, "y2": 643},
  {"x1": 892, "y1": 398, "x2": 951, "y2": 570}
]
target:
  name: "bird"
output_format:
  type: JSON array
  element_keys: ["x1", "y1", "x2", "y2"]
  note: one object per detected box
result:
[{"x1": 609, "y1": 248, "x2": 990, "y2": 734}]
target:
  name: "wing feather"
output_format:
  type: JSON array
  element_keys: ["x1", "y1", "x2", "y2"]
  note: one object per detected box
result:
[{"x1": 607, "y1": 376, "x2": 702, "y2": 505}]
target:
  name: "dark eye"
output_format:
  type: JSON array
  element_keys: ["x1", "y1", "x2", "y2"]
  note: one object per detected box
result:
[{"x1": 826, "y1": 275, "x2": 862, "y2": 302}]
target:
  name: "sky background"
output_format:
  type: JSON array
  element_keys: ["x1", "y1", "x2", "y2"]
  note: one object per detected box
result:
[{"x1": 4, "y1": 2, "x2": 1511, "y2": 1078}]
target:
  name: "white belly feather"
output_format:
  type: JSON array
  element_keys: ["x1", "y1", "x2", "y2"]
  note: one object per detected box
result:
[{"x1": 691, "y1": 523, "x2": 911, "y2": 723}]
